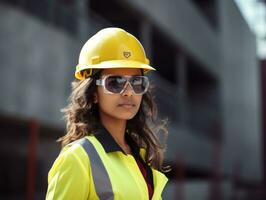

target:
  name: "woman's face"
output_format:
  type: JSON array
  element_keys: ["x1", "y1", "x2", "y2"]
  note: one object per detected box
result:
[{"x1": 96, "y1": 68, "x2": 143, "y2": 122}]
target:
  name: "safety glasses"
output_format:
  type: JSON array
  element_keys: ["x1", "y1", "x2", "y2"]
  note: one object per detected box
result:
[{"x1": 96, "y1": 75, "x2": 149, "y2": 95}]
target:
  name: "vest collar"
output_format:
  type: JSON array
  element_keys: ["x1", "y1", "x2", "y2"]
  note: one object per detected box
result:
[{"x1": 94, "y1": 124, "x2": 140, "y2": 156}]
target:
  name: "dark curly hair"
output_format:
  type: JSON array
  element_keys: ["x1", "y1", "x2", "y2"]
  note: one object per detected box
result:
[{"x1": 58, "y1": 70, "x2": 168, "y2": 171}]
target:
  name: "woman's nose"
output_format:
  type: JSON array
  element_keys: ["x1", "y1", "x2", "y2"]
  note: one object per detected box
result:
[{"x1": 121, "y1": 82, "x2": 134, "y2": 96}]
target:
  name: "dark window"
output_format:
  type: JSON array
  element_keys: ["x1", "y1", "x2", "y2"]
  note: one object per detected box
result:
[
  {"x1": 0, "y1": 0, "x2": 78, "y2": 35},
  {"x1": 190, "y1": 0, "x2": 218, "y2": 29},
  {"x1": 0, "y1": 116, "x2": 62, "y2": 199},
  {"x1": 90, "y1": 0, "x2": 141, "y2": 37},
  {"x1": 152, "y1": 27, "x2": 176, "y2": 83},
  {"x1": 186, "y1": 56, "x2": 222, "y2": 140}
]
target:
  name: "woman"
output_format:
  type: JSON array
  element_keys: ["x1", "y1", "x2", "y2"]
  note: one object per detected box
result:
[{"x1": 46, "y1": 27, "x2": 168, "y2": 200}]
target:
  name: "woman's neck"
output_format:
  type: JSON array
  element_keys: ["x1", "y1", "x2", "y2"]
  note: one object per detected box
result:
[{"x1": 100, "y1": 114, "x2": 127, "y2": 146}]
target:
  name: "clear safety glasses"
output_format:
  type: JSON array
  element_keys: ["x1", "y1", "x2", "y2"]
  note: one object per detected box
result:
[{"x1": 96, "y1": 75, "x2": 149, "y2": 95}]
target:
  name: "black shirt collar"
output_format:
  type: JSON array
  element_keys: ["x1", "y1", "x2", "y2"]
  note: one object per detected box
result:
[{"x1": 94, "y1": 124, "x2": 140, "y2": 157}]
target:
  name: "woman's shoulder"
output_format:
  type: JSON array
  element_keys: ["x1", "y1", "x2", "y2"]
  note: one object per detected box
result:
[
  {"x1": 51, "y1": 137, "x2": 93, "y2": 169},
  {"x1": 60, "y1": 137, "x2": 93, "y2": 160},
  {"x1": 48, "y1": 137, "x2": 92, "y2": 182},
  {"x1": 47, "y1": 138, "x2": 94, "y2": 199}
]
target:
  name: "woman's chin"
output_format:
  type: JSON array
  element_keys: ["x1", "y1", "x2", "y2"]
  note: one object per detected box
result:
[
  {"x1": 112, "y1": 111, "x2": 137, "y2": 120},
  {"x1": 116, "y1": 114, "x2": 136, "y2": 120}
]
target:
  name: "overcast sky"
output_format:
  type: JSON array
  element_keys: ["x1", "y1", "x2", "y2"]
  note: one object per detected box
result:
[{"x1": 235, "y1": 0, "x2": 266, "y2": 59}]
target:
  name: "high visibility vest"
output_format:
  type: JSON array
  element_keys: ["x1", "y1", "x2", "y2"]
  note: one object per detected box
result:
[{"x1": 46, "y1": 132, "x2": 168, "y2": 200}]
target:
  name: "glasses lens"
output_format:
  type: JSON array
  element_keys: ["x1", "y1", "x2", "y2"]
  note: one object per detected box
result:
[
  {"x1": 130, "y1": 76, "x2": 149, "y2": 94},
  {"x1": 105, "y1": 76, "x2": 127, "y2": 93}
]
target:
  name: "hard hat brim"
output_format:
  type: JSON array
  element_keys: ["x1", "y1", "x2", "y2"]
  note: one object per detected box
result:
[{"x1": 75, "y1": 60, "x2": 155, "y2": 80}]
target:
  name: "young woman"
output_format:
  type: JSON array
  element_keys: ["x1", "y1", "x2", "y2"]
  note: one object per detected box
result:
[{"x1": 46, "y1": 27, "x2": 168, "y2": 200}]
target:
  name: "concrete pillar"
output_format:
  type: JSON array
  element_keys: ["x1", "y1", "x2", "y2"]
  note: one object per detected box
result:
[
  {"x1": 140, "y1": 20, "x2": 152, "y2": 62},
  {"x1": 176, "y1": 51, "x2": 188, "y2": 124},
  {"x1": 76, "y1": 0, "x2": 90, "y2": 41}
]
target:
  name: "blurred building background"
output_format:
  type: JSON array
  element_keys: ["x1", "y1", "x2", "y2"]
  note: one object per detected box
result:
[{"x1": 0, "y1": 0, "x2": 265, "y2": 199}]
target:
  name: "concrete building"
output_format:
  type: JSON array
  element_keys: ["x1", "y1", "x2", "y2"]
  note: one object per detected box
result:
[{"x1": 0, "y1": 0, "x2": 263, "y2": 199}]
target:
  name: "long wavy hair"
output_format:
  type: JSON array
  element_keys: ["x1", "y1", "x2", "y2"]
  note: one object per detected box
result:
[{"x1": 58, "y1": 70, "x2": 168, "y2": 171}]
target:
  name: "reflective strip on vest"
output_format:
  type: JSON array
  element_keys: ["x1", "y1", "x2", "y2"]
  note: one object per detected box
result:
[{"x1": 77, "y1": 138, "x2": 114, "y2": 200}]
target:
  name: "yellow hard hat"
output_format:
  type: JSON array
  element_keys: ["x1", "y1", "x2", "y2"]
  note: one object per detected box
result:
[{"x1": 75, "y1": 27, "x2": 155, "y2": 80}]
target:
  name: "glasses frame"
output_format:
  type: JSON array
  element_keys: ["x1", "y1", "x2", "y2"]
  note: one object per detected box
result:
[{"x1": 96, "y1": 74, "x2": 150, "y2": 95}]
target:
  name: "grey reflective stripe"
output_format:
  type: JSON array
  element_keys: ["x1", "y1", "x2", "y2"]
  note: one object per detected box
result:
[{"x1": 77, "y1": 138, "x2": 114, "y2": 200}]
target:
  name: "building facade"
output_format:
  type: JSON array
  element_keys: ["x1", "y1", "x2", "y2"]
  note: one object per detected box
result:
[{"x1": 0, "y1": 0, "x2": 263, "y2": 199}]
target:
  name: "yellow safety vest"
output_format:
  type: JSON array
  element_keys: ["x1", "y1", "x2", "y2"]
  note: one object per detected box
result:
[{"x1": 46, "y1": 128, "x2": 168, "y2": 200}]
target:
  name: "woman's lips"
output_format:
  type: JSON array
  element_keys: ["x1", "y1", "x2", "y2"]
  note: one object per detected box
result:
[{"x1": 118, "y1": 103, "x2": 135, "y2": 108}]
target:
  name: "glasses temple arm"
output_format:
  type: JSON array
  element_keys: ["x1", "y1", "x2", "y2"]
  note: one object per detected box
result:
[{"x1": 96, "y1": 79, "x2": 104, "y2": 86}]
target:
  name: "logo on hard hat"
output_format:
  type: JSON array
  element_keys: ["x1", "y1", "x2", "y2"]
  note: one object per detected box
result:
[{"x1": 123, "y1": 51, "x2": 131, "y2": 58}]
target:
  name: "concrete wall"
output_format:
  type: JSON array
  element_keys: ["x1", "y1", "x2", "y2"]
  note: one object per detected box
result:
[
  {"x1": 163, "y1": 180, "x2": 233, "y2": 200},
  {"x1": 219, "y1": 0, "x2": 262, "y2": 180},
  {"x1": 123, "y1": 0, "x2": 221, "y2": 77},
  {"x1": 0, "y1": 5, "x2": 79, "y2": 127},
  {"x1": 166, "y1": 124, "x2": 213, "y2": 170}
]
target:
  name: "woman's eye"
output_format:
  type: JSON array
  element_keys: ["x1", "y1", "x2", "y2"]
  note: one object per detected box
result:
[
  {"x1": 132, "y1": 78, "x2": 142, "y2": 85},
  {"x1": 116, "y1": 77, "x2": 126, "y2": 84}
]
